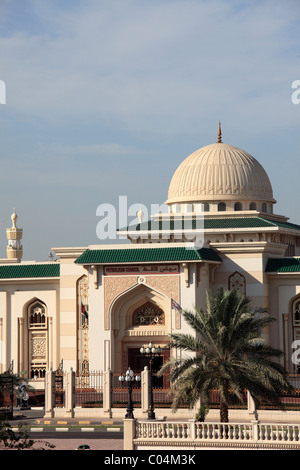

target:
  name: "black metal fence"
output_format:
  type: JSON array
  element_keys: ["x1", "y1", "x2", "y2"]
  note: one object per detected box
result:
[
  {"x1": 54, "y1": 369, "x2": 300, "y2": 411},
  {"x1": 54, "y1": 370, "x2": 65, "y2": 408},
  {"x1": 75, "y1": 370, "x2": 103, "y2": 407},
  {"x1": 0, "y1": 376, "x2": 14, "y2": 419},
  {"x1": 111, "y1": 372, "x2": 141, "y2": 408}
]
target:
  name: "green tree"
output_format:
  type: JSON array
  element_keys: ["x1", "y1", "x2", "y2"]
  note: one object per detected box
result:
[{"x1": 160, "y1": 288, "x2": 292, "y2": 422}]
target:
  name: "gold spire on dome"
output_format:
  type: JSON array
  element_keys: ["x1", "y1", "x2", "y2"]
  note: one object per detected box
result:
[{"x1": 217, "y1": 121, "x2": 222, "y2": 143}]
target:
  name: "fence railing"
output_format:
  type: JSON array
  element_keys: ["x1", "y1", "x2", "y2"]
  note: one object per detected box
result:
[
  {"x1": 46, "y1": 369, "x2": 300, "y2": 420},
  {"x1": 75, "y1": 370, "x2": 103, "y2": 407},
  {"x1": 111, "y1": 372, "x2": 141, "y2": 408}
]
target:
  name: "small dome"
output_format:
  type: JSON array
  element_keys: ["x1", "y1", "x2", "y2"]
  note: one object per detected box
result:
[{"x1": 166, "y1": 141, "x2": 275, "y2": 206}]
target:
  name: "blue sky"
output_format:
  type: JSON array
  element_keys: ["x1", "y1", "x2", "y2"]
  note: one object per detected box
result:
[{"x1": 0, "y1": 0, "x2": 299, "y2": 260}]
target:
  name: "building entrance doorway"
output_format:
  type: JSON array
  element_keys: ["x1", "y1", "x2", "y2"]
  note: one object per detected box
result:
[
  {"x1": 127, "y1": 347, "x2": 170, "y2": 388},
  {"x1": 128, "y1": 348, "x2": 164, "y2": 373}
]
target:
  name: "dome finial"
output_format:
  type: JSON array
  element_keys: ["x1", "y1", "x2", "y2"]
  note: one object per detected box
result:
[{"x1": 217, "y1": 121, "x2": 222, "y2": 143}]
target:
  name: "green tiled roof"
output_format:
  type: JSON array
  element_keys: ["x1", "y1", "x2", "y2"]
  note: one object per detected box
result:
[
  {"x1": 0, "y1": 263, "x2": 60, "y2": 279},
  {"x1": 75, "y1": 246, "x2": 221, "y2": 264},
  {"x1": 118, "y1": 217, "x2": 300, "y2": 232},
  {"x1": 266, "y1": 258, "x2": 300, "y2": 273}
]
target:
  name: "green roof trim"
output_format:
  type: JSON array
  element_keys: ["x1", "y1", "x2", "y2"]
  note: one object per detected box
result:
[
  {"x1": 75, "y1": 246, "x2": 222, "y2": 264},
  {"x1": 266, "y1": 258, "x2": 300, "y2": 273},
  {"x1": 118, "y1": 217, "x2": 300, "y2": 232},
  {"x1": 0, "y1": 263, "x2": 60, "y2": 279}
]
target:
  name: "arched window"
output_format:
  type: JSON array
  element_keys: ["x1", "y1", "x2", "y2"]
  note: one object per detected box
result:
[
  {"x1": 292, "y1": 298, "x2": 300, "y2": 327},
  {"x1": 132, "y1": 302, "x2": 165, "y2": 326},
  {"x1": 250, "y1": 202, "x2": 256, "y2": 210},
  {"x1": 28, "y1": 302, "x2": 46, "y2": 328},
  {"x1": 292, "y1": 297, "x2": 300, "y2": 371},
  {"x1": 27, "y1": 300, "x2": 48, "y2": 379},
  {"x1": 203, "y1": 203, "x2": 210, "y2": 212},
  {"x1": 218, "y1": 202, "x2": 226, "y2": 212},
  {"x1": 228, "y1": 271, "x2": 246, "y2": 296},
  {"x1": 262, "y1": 203, "x2": 267, "y2": 212},
  {"x1": 234, "y1": 202, "x2": 242, "y2": 211}
]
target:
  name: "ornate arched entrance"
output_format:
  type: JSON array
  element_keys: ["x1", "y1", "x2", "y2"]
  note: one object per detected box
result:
[{"x1": 109, "y1": 281, "x2": 171, "y2": 372}]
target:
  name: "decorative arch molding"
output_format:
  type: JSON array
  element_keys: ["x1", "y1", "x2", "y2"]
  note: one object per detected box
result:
[
  {"x1": 104, "y1": 274, "x2": 180, "y2": 330},
  {"x1": 109, "y1": 280, "x2": 171, "y2": 332}
]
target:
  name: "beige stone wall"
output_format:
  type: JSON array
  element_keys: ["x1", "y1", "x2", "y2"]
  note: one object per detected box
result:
[
  {"x1": 54, "y1": 250, "x2": 87, "y2": 371},
  {"x1": 0, "y1": 277, "x2": 59, "y2": 384}
]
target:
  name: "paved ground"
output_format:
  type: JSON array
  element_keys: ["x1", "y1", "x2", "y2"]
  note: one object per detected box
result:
[
  {"x1": 2, "y1": 407, "x2": 125, "y2": 451},
  {"x1": 31, "y1": 438, "x2": 124, "y2": 450}
]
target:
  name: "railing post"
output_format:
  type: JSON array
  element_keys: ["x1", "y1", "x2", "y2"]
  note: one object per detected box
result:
[
  {"x1": 251, "y1": 420, "x2": 259, "y2": 441},
  {"x1": 44, "y1": 368, "x2": 55, "y2": 418},
  {"x1": 65, "y1": 367, "x2": 75, "y2": 417},
  {"x1": 103, "y1": 369, "x2": 112, "y2": 417},
  {"x1": 141, "y1": 366, "x2": 149, "y2": 416},
  {"x1": 189, "y1": 419, "x2": 196, "y2": 439}
]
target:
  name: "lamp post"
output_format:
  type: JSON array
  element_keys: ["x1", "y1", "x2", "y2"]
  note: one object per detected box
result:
[
  {"x1": 140, "y1": 342, "x2": 162, "y2": 420},
  {"x1": 119, "y1": 367, "x2": 141, "y2": 419}
]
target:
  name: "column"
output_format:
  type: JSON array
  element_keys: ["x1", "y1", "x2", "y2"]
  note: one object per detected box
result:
[
  {"x1": 141, "y1": 366, "x2": 149, "y2": 415},
  {"x1": 44, "y1": 369, "x2": 55, "y2": 418},
  {"x1": 103, "y1": 369, "x2": 112, "y2": 417},
  {"x1": 283, "y1": 313, "x2": 289, "y2": 371},
  {"x1": 64, "y1": 368, "x2": 75, "y2": 418},
  {"x1": 19, "y1": 318, "x2": 24, "y2": 374},
  {"x1": 48, "y1": 317, "x2": 53, "y2": 369}
]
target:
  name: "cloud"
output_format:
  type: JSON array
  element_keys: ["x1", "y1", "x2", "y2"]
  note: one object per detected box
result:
[{"x1": 1, "y1": 0, "x2": 299, "y2": 135}]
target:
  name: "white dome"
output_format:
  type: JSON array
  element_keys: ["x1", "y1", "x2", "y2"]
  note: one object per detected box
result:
[{"x1": 166, "y1": 141, "x2": 275, "y2": 206}]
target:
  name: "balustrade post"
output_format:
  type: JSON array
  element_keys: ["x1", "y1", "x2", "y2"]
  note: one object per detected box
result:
[
  {"x1": 123, "y1": 418, "x2": 136, "y2": 450},
  {"x1": 251, "y1": 420, "x2": 259, "y2": 441},
  {"x1": 189, "y1": 419, "x2": 196, "y2": 439},
  {"x1": 44, "y1": 368, "x2": 55, "y2": 418}
]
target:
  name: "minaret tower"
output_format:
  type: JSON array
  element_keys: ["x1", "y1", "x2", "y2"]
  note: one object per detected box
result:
[{"x1": 6, "y1": 209, "x2": 23, "y2": 261}]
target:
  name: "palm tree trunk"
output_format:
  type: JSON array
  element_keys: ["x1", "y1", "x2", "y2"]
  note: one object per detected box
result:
[
  {"x1": 220, "y1": 379, "x2": 229, "y2": 423},
  {"x1": 220, "y1": 399, "x2": 229, "y2": 423}
]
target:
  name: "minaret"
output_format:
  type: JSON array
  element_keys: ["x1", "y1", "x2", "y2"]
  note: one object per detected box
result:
[{"x1": 6, "y1": 209, "x2": 23, "y2": 261}]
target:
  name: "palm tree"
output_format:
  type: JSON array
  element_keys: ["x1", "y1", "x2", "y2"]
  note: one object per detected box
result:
[{"x1": 160, "y1": 288, "x2": 292, "y2": 423}]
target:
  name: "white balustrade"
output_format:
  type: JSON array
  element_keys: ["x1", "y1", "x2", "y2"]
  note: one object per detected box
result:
[{"x1": 133, "y1": 420, "x2": 300, "y2": 448}]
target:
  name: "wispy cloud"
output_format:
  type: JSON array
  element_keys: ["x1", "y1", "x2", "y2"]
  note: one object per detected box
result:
[{"x1": 0, "y1": 0, "x2": 299, "y2": 259}]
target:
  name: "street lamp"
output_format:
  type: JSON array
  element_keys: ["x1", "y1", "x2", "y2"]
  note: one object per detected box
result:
[
  {"x1": 119, "y1": 367, "x2": 141, "y2": 419},
  {"x1": 140, "y1": 342, "x2": 162, "y2": 419}
]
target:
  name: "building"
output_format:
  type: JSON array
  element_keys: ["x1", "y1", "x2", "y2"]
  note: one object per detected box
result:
[{"x1": 1, "y1": 124, "x2": 300, "y2": 392}]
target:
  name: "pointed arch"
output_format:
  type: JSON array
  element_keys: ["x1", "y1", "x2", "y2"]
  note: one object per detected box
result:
[
  {"x1": 109, "y1": 281, "x2": 171, "y2": 371},
  {"x1": 76, "y1": 274, "x2": 89, "y2": 372},
  {"x1": 20, "y1": 297, "x2": 48, "y2": 379}
]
